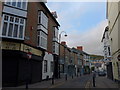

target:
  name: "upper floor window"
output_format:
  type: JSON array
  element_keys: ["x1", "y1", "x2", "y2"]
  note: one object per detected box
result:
[
  {"x1": 1, "y1": 14, "x2": 25, "y2": 40},
  {"x1": 53, "y1": 27, "x2": 58, "y2": 39},
  {"x1": 5, "y1": 0, "x2": 27, "y2": 10},
  {"x1": 38, "y1": 11, "x2": 48, "y2": 29},
  {"x1": 37, "y1": 31, "x2": 47, "y2": 50}
]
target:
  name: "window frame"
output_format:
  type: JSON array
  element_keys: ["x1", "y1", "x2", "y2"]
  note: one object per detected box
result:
[
  {"x1": 1, "y1": 14, "x2": 25, "y2": 40},
  {"x1": 50, "y1": 61, "x2": 54, "y2": 72},
  {"x1": 5, "y1": 0, "x2": 28, "y2": 10},
  {"x1": 38, "y1": 11, "x2": 48, "y2": 29},
  {"x1": 44, "y1": 60, "x2": 47, "y2": 73},
  {"x1": 37, "y1": 31, "x2": 47, "y2": 50}
]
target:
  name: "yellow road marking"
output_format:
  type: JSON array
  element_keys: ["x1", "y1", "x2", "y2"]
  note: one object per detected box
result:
[{"x1": 49, "y1": 81, "x2": 65, "y2": 88}]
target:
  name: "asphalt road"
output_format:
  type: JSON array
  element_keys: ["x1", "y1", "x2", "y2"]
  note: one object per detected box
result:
[{"x1": 49, "y1": 74, "x2": 93, "y2": 88}]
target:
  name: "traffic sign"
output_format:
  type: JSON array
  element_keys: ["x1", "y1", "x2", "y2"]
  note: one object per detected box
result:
[
  {"x1": 27, "y1": 52, "x2": 32, "y2": 59},
  {"x1": 117, "y1": 54, "x2": 120, "y2": 61}
]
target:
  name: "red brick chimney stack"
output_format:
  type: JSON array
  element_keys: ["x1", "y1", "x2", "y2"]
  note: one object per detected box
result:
[
  {"x1": 77, "y1": 46, "x2": 83, "y2": 51},
  {"x1": 61, "y1": 41, "x2": 66, "y2": 45}
]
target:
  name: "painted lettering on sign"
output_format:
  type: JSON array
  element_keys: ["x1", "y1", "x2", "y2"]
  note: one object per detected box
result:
[{"x1": 2, "y1": 41, "x2": 20, "y2": 50}]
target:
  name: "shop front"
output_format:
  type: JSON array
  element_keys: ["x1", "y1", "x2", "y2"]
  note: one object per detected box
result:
[{"x1": 2, "y1": 41, "x2": 43, "y2": 87}]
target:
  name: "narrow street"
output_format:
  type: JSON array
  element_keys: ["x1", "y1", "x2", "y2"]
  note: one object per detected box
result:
[
  {"x1": 2, "y1": 73, "x2": 119, "y2": 89},
  {"x1": 1, "y1": 1, "x2": 120, "y2": 89},
  {"x1": 49, "y1": 74, "x2": 92, "y2": 88}
]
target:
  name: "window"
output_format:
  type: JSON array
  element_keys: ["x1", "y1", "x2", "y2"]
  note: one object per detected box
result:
[
  {"x1": 19, "y1": 25, "x2": 23, "y2": 38},
  {"x1": 108, "y1": 47, "x2": 111, "y2": 56},
  {"x1": 12, "y1": 2, "x2": 16, "y2": 6},
  {"x1": 8, "y1": 23, "x2": 13, "y2": 36},
  {"x1": 17, "y1": 1, "x2": 21, "y2": 8},
  {"x1": 5, "y1": 0, "x2": 11, "y2": 5},
  {"x1": 38, "y1": 11, "x2": 48, "y2": 29},
  {"x1": 2, "y1": 22, "x2": 8, "y2": 36},
  {"x1": 13, "y1": 24, "x2": 18, "y2": 37},
  {"x1": 37, "y1": 31, "x2": 47, "y2": 50},
  {"x1": 5, "y1": 0, "x2": 27, "y2": 10},
  {"x1": 53, "y1": 42, "x2": 55, "y2": 53},
  {"x1": 2, "y1": 14, "x2": 25, "y2": 40},
  {"x1": 51, "y1": 62, "x2": 54, "y2": 72},
  {"x1": 44, "y1": 60, "x2": 47, "y2": 73},
  {"x1": 22, "y1": 2, "x2": 27, "y2": 10}
]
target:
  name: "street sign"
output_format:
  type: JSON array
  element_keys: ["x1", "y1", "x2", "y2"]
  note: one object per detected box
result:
[
  {"x1": 27, "y1": 52, "x2": 32, "y2": 59},
  {"x1": 117, "y1": 54, "x2": 120, "y2": 61}
]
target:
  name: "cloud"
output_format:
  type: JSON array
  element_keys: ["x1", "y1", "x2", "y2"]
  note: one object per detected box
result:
[
  {"x1": 47, "y1": 2, "x2": 86, "y2": 32},
  {"x1": 47, "y1": 2, "x2": 108, "y2": 55},
  {"x1": 62, "y1": 20, "x2": 108, "y2": 55}
]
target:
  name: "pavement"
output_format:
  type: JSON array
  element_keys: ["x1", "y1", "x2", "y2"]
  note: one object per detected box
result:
[
  {"x1": 89, "y1": 75, "x2": 119, "y2": 89},
  {"x1": 3, "y1": 73, "x2": 81, "y2": 89},
  {"x1": 2, "y1": 73, "x2": 119, "y2": 89}
]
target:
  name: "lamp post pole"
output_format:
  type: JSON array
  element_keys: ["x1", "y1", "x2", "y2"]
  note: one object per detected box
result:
[
  {"x1": 25, "y1": 48, "x2": 32, "y2": 89},
  {"x1": 58, "y1": 31, "x2": 67, "y2": 78}
]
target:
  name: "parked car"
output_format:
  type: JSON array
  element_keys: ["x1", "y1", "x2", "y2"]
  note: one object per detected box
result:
[{"x1": 98, "y1": 71, "x2": 106, "y2": 76}]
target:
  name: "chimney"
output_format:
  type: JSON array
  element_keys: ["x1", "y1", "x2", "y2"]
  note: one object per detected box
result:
[
  {"x1": 61, "y1": 41, "x2": 66, "y2": 46},
  {"x1": 51, "y1": 11, "x2": 58, "y2": 18},
  {"x1": 77, "y1": 46, "x2": 83, "y2": 51}
]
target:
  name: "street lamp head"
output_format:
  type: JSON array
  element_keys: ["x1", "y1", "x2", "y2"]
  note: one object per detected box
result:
[{"x1": 64, "y1": 34, "x2": 67, "y2": 37}]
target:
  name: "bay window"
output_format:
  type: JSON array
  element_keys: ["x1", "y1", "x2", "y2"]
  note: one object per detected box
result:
[
  {"x1": 37, "y1": 11, "x2": 48, "y2": 50},
  {"x1": 38, "y1": 11, "x2": 48, "y2": 29},
  {"x1": 37, "y1": 31, "x2": 47, "y2": 50},
  {"x1": 5, "y1": 0, "x2": 27, "y2": 10},
  {"x1": 1, "y1": 14, "x2": 25, "y2": 40}
]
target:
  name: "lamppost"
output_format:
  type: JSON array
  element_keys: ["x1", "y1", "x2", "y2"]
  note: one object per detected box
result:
[
  {"x1": 58, "y1": 31, "x2": 67, "y2": 78},
  {"x1": 25, "y1": 48, "x2": 32, "y2": 89}
]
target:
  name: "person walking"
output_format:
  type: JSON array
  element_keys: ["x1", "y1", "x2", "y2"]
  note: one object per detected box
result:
[{"x1": 93, "y1": 71, "x2": 96, "y2": 87}]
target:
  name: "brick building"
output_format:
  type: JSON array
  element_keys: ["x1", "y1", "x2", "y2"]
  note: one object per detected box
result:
[{"x1": 1, "y1": 1, "x2": 60, "y2": 87}]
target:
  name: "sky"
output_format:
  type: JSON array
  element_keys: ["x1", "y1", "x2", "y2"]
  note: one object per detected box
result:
[{"x1": 46, "y1": 1, "x2": 108, "y2": 56}]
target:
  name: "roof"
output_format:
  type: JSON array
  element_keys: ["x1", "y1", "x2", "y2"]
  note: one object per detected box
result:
[
  {"x1": 101, "y1": 26, "x2": 109, "y2": 42},
  {"x1": 71, "y1": 47, "x2": 83, "y2": 54},
  {"x1": 41, "y1": 2, "x2": 60, "y2": 27}
]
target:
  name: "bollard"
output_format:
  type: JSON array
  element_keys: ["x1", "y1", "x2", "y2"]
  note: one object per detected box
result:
[
  {"x1": 80, "y1": 73, "x2": 81, "y2": 76},
  {"x1": 65, "y1": 74, "x2": 67, "y2": 81},
  {"x1": 52, "y1": 75, "x2": 54, "y2": 85},
  {"x1": 25, "y1": 80, "x2": 28, "y2": 89},
  {"x1": 93, "y1": 77, "x2": 95, "y2": 87}
]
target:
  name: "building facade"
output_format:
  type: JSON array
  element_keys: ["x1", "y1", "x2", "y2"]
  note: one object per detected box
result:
[
  {"x1": 83, "y1": 52, "x2": 90, "y2": 74},
  {"x1": 1, "y1": 1, "x2": 60, "y2": 86},
  {"x1": 101, "y1": 26, "x2": 111, "y2": 62},
  {"x1": 107, "y1": 1, "x2": 120, "y2": 81},
  {"x1": 101, "y1": 26, "x2": 113, "y2": 80},
  {"x1": 0, "y1": 1, "x2": 2, "y2": 29}
]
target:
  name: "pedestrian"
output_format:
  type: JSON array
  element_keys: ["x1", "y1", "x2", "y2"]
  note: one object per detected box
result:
[{"x1": 93, "y1": 71, "x2": 96, "y2": 87}]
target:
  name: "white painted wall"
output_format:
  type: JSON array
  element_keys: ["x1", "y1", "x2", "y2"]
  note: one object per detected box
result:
[
  {"x1": 107, "y1": 1, "x2": 120, "y2": 80},
  {"x1": 42, "y1": 52, "x2": 53, "y2": 80}
]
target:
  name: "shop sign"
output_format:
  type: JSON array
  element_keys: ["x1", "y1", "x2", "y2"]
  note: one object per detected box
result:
[
  {"x1": 2, "y1": 41, "x2": 20, "y2": 50},
  {"x1": 21, "y1": 44, "x2": 42, "y2": 56}
]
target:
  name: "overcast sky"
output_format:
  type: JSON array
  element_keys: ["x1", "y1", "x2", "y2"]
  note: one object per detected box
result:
[{"x1": 47, "y1": 1, "x2": 108, "y2": 56}]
